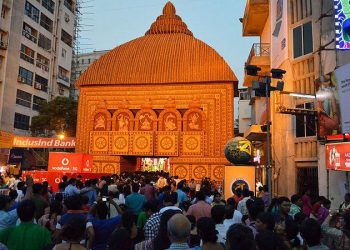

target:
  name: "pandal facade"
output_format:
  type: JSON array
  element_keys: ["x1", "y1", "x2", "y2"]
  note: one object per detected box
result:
[{"x1": 75, "y1": 2, "x2": 238, "y2": 181}]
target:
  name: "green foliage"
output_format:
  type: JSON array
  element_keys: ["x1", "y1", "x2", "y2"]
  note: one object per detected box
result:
[{"x1": 30, "y1": 97, "x2": 78, "y2": 137}]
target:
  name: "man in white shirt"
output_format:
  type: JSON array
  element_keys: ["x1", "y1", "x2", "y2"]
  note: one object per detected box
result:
[
  {"x1": 237, "y1": 189, "x2": 251, "y2": 216},
  {"x1": 211, "y1": 205, "x2": 227, "y2": 244},
  {"x1": 223, "y1": 204, "x2": 243, "y2": 230}
]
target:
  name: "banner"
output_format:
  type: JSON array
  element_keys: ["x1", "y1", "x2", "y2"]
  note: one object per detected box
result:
[
  {"x1": 334, "y1": 0, "x2": 350, "y2": 50},
  {"x1": 0, "y1": 130, "x2": 14, "y2": 148},
  {"x1": 315, "y1": 72, "x2": 342, "y2": 139},
  {"x1": 48, "y1": 152, "x2": 93, "y2": 173},
  {"x1": 224, "y1": 166, "x2": 255, "y2": 200},
  {"x1": 335, "y1": 63, "x2": 350, "y2": 134},
  {"x1": 271, "y1": 0, "x2": 288, "y2": 68},
  {"x1": 8, "y1": 149, "x2": 24, "y2": 164},
  {"x1": 326, "y1": 142, "x2": 350, "y2": 171},
  {"x1": 13, "y1": 137, "x2": 75, "y2": 148}
]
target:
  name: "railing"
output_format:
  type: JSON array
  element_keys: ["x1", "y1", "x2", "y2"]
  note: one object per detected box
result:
[
  {"x1": 22, "y1": 29, "x2": 37, "y2": 43},
  {"x1": 0, "y1": 40, "x2": 8, "y2": 50},
  {"x1": 34, "y1": 81, "x2": 48, "y2": 92},
  {"x1": 24, "y1": 10, "x2": 39, "y2": 23},
  {"x1": 36, "y1": 60, "x2": 49, "y2": 72},
  {"x1": 20, "y1": 52, "x2": 34, "y2": 64},
  {"x1": 246, "y1": 43, "x2": 270, "y2": 64},
  {"x1": 58, "y1": 74, "x2": 70, "y2": 83},
  {"x1": 40, "y1": 19, "x2": 53, "y2": 32}
]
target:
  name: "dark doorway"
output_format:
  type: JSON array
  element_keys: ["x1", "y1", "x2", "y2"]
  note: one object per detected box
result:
[{"x1": 296, "y1": 167, "x2": 319, "y2": 198}]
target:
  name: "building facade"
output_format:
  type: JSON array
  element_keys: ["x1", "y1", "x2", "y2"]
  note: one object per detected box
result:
[
  {"x1": 0, "y1": 0, "x2": 76, "y2": 135},
  {"x1": 240, "y1": 0, "x2": 350, "y2": 203}
]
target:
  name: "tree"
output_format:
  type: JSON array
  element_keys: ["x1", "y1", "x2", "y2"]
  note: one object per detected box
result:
[{"x1": 31, "y1": 97, "x2": 78, "y2": 137}]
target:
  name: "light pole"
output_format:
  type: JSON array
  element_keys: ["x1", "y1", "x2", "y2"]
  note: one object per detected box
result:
[{"x1": 245, "y1": 65, "x2": 285, "y2": 201}]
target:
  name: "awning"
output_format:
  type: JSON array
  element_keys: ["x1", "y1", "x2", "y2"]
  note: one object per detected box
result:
[{"x1": 244, "y1": 125, "x2": 267, "y2": 141}]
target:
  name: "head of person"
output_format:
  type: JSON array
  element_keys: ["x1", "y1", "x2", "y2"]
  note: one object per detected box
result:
[
  {"x1": 196, "y1": 190, "x2": 206, "y2": 201},
  {"x1": 153, "y1": 209, "x2": 182, "y2": 250},
  {"x1": 107, "y1": 228, "x2": 134, "y2": 250},
  {"x1": 58, "y1": 182, "x2": 66, "y2": 192},
  {"x1": 62, "y1": 175, "x2": 68, "y2": 182},
  {"x1": 247, "y1": 198, "x2": 265, "y2": 221},
  {"x1": 49, "y1": 200, "x2": 63, "y2": 216},
  {"x1": 278, "y1": 197, "x2": 291, "y2": 215},
  {"x1": 131, "y1": 182, "x2": 140, "y2": 193},
  {"x1": 236, "y1": 188, "x2": 242, "y2": 197},
  {"x1": 0, "y1": 195, "x2": 11, "y2": 211},
  {"x1": 242, "y1": 188, "x2": 250, "y2": 198},
  {"x1": 294, "y1": 212, "x2": 307, "y2": 225},
  {"x1": 322, "y1": 199, "x2": 331, "y2": 209},
  {"x1": 177, "y1": 180, "x2": 185, "y2": 190},
  {"x1": 68, "y1": 178, "x2": 77, "y2": 186},
  {"x1": 226, "y1": 224, "x2": 255, "y2": 250},
  {"x1": 258, "y1": 186, "x2": 263, "y2": 192},
  {"x1": 196, "y1": 217, "x2": 218, "y2": 244},
  {"x1": 225, "y1": 204, "x2": 236, "y2": 220},
  {"x1": 213, "y1": 192, "x2": 222, "y2": 203},
  {"x1": 226, "y1": 198, "x2": 236, "y2": 207},
  {"x1": 61, "y1": 217, "x2": 86, "y2": 243},
  {"x1": 300, "y1": 218, "x2": 322, "y2": 247},
  {"x1": 167, "y1": 214, "x2": 191, "y2": 244},
  {"x1": 33, "y1": 183, "x2": 43, "y2": 194},
  {"x1": 285, "y1": 220, "x2": 301, "y2": 248},
  {"x1": 65, "y1": 195, "x2": 83, "y2": 210},
  {"x1": 17, "y1": 199, "x2": 35, "y2": 222},
  {"x1": 303, "y1": 188, "x2": 311, "y2": 196},
  {"x1": 256, "y1": 212, "x2": 275, "y2": 232},
  {"x1": 186, "y1": 215, "x2": 196, "y2": 231},
  {"x1": 9, "y1": 189, "x2": 18, "y2": 201},
  {"x1": 144, "y1": 178, "x2": 151, "y2": 185},
  {"x1": 144, "y1": 201, "x2": 158, "y2": 217},
  {"x1": 291, "y1": 194, "x2": 302, "y2": 207},
  {"x1": 255, "y1": 231, "x2": 286, "y2": 250},
  {"x1": 211, "y1": 205, "x2": 225, "y2": 224}
]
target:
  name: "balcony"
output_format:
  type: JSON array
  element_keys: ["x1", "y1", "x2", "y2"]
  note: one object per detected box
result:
[
  {"x1": 36, "y1": 60, "x2": 49, "y2": 72},
  {"x1": 58, "y1": 74, "x2": 70, "y2": 87},
  {"x1": 22, "y1": 30, "x2": 37, "y2": 44},
  {"x1": 242, "y1": 0, "x2": 269, "y2": 36},
  {"x1": 0, "y1": 40, "x2": 8, "y2": 50},
  {"x1": 243, "y1": 43, "x2": 271, "y2": 87}
]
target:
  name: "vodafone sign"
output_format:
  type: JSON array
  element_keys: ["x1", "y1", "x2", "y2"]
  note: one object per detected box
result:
[
  {"x1": 48, "y1": 152, "x2": 93, "y2": 173},
  {"x1": 326, "y1": 142, "x2": 350, "y2": 171}
]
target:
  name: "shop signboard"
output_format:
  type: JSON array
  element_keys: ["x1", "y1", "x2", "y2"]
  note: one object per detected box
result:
[
  {"x1": 12, "y1": 136, "x2": 75, "y2": 148},
  {"x1": 48, "y1": 152, "x2": 93, "y2": 173},
  {"x1": 224, "y1": 166, "x2": 255, "y2": 200},
  {"x1": 335, "y1": 63, "x2": 350, "y2": 134},
  {"x1": 326, "y1": 142, "x2": 350, "y2": 171},
  {"x1": 8, "y1": 149, "x2": 24, "y2": 164}
]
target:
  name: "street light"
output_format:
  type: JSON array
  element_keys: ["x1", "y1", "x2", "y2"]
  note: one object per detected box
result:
[
  {"x1": 245, "y1": 65, "x2": 286, "y2": 201},
  {"x1": 58, "y1": 133, "x2": 65, "y2": 140}
]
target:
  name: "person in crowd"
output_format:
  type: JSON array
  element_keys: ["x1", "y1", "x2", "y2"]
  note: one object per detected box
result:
[
  {"x1": 176, "y1": 180, "x2": 188, "y2": 207},
  {"x1": 90, "y1": 201, "x2": 122, "y2": 250},
  {"x1": 8, "y1": 190, "x2": 18, "y2": 211},
  {"x1": 0, "y1": 195, "x2": 18, "y2": 230},
  {"x1": 340, "y1": 193, "x2": 350, "y2": 212},
  {"x1": 0, "y1": 200, "x2": 52, "y2": 250},
  {"x1": 301, "y1": 218, "x2": 329, "y2": 249},
  {"x1": 186, "y1": 215, "x2": 201, "y2": 248},
  {"x1": 223, "y1": 204, "x2": 242, "y2": 230},
  {"x1": 289, "y1": 194, "x2": 303, "y2": 219},
  {"x1": 268, "y1": 198, "x2": 280, "y2": 217},
  {"x1": 38, "y1": 200, "x2": 63, "y2": 233},
  {"x1": 144, "y1": 192, "x2": 181, "y2": 240},
  {"x1": 52, "y1": 182, "x2": 69, "y2": 204},
  {"x1": 196, "y1": 217, "x2": 224, "y2": 250},
  {"x1": 322, "y1": 211, "x2": 350, "y2": 249},
  {"x1": 256, "y1": 212, "x2": 275, "y2": 233},
  {"x1": 137, "y1": 200, "x2": 158, "y2": 230},
  {"x1": 302, "y1": 189, "x2": 313, "y2": 217},
  {"x1": 226, "y1": 223, "x2": 256, "y2": 250},
  {"x1": 15, "y1": 181, "x2": 25, "y2": 202},
  {"x1": 211, "y1": 205, "x2": 227, "y2": 244},
  {"x1": 274, "y1": 197, "x2": 293, "y2": 225},
  {"x1": 167, "y1": 214, "x2": 192, "y2": 250},
  {"x1": 246, "y1": 198, "x2": 265, "y2": 238},
  {"x1": 237, "y1": 189, "x2": 251, "y2": 216},
  {"x1": 262, "y1": 185, "x2": 270, "y2": 208},
  {"x1": 156, "y1": 174, "x2": 167, "y2": 190},
  {"x1": 81, "y1": 180, "x2": 97, "y2": 207},
  {"x1": 52, "y1": 217, "x2": 86, "y2": 250},
  {"x1": 107, "y1": 228, "x2": 134, "y2": 250},
  {"x1": 317, "y1": 199, "x2": 331, "y2": 225},
  {"x1": 257, "y1": 186, "x2": 264, "y2": 198},
  {"x1": 140, "y1": 179, "x2": 156, "y2": 202},
  {"x1": 232, "y1": 189, "x2": 242, "y2": 205},
  {"x1": 125, "y1": 183, "x2": 145, "y2": 217},
  {"x1": 284, "y1": 219, "x2": 303, "y2": 250},
  {"x1": 189, "y1": 179, "x2": 196, "y2": 192},
  {"x1": 187, "y1": 190, "x2": 211, "y2": 221},
  {"x1": 212, "y1": 192, "x2": 225, "y2": 207},
  {"x1": 64, "y1": 178, "x2": 80, "y2": 196},
  {"x1": 255, "y1": 230, "x2": 287, "y2": 250},
  {"x1": 31, "y1": 183, "x2": 49, "y2": 221}
]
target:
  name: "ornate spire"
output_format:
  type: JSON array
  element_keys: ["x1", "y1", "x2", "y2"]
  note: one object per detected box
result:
[{"x1": 145, "y1": 1, "x2": 193, "y2": 36}]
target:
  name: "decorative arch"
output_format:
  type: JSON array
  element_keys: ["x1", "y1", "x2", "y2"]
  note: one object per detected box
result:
[
  {"x1": 112, "y1": 109, "x2": 134, "y2": 131},
  {"x1": 158, "y1": 98, "x2": 182, "y2": 131},
  {"x1": 135, "y1": 100, "x2": 158, "y2": 131},
  {"x1": 91, "y1": 100, "x2": 111, "y2": 131},
  {"x1": 183, "y1": 98, "x2": 206, "y2": 131}
]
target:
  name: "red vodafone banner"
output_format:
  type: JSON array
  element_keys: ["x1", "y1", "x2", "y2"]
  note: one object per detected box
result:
[
  {"x1": 13, "y1": 136, "x2": 75, "y2": 148},
  {"x1": 326, "y1": 142, "x2": 350, "y2": 171},
  {"x1": 48, "y1": 152, "x2": 93, "y2": 173}
]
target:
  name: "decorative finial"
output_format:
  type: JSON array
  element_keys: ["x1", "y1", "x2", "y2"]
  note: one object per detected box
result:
[{"x1": 163, "y1": 1, "x2": 176, "y2": 15}]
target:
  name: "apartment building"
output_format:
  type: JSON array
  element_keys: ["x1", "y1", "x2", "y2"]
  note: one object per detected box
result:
[
  {"x1": 240, "y1": 0, "x2": 350, "y2": 203},
  {"x1": 0, "y1": 0, "x2": 76, "y2": 135}
]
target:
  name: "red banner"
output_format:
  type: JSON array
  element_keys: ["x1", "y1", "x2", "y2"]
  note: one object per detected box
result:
[
  {"x1": 48, "y1": 153, "x2": 93, "y2": 173},
  {"x1": 13, "y1": 136, "x2": 75, "y2": 148},
  {"x1": 326, "y1": 142, "x2": 350, "y2": 171}
]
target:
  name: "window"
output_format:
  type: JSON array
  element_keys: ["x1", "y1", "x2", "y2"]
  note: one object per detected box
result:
[
  {"x1": 20, "y1": 44, "x2": 35, "y2": 64},
  {"x1": 33, "y1": 96, "x2": 45, "y2": 111},
  {"x1": 293, "y1": 22, "x2": 313, "y2": 58},
  {"x1": 16, "y1": 89, "x2": 32, "y2": 108},
  {"x1": 40, "y1": 13, "x2": 53, "y2": 32},
  {"x1": 36, "y1": 53, "x2": 50, "y2": 72},
  {"x1": 14, "y1": 113, "x2": 30, "y2": 130},
  {"x1": 25, "y1": 1, "x2": 39, "y2": 23},
  {"x1": 62, "y1": 48, "x2": 66, "y2": 58},
  {"x1": 64, "y1": 0, "x2": 74, "y2": 12},
  {"x1": 58, "y1": 66, "x2": 70, "y2": 83},
  {"x1": 34, "y1": 74, "x2": 48, "y2": 92},
  {"x1": 18, "y1": 67, "x2": 33, "y2": 86},
  {"x1": 290, "y1": 0, "x2": 312, "y2": 24},
  {"x1": 61, "y1": 29, "x2": 72, "y2": 47},
  {"x1": 295, "y1": 102, "x2": 316, "y2": 137},
  {"x1": 42, "y1": 0, "x2": 55, "y2": 14},
  {"x1": 38, "y1": 33, "x2": 51, "y2": 51},
  {"x1": 22, "y1": 22, "x2": 37, "y2": 43}
]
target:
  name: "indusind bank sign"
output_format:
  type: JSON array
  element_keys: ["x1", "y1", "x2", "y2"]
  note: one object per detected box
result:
[{"x1": 12, "y1": 136, "x2": 76, "y2": 148}]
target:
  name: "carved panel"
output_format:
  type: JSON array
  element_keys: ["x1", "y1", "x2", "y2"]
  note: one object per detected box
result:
[
  {"x1": 181, "y1": 132, "x2": 204, "y2": 156},
  {"x1": 155, "y1": 131, "x2": 179, "y2": 156},
  {"x1": 112, "y1": 109, "x2": 134, "y2": 131},
  {"x1": 130, "y1": 131, "x2": 153, "y2": 155},
  {"x1": 211, "y1": 165, "x2": 225, "y2": 181},
  {"x1": 93, "y1": 112, "x2": 111, "y2": 131},
  {"x1": 90, "y1": 131, "x2": 109, "y2": 154},
  {"x1": 192, "y1": 165, "x2": 208, "y2": 180},
  {"x1": 111, "y1": 131, "x2": 130, "y2": 155},
  {"x1": 158, "y1": 110, "x2": 182, "y2": 131},
  {"x1": 172, "y1": 164, "x2": 189, "y2": 179},
  {"x1": 101, "y1": 162, "x2": 120, "y2": 174},
  {"x1": 135, "y1": 110, "x2": 158, "y2": 131}
]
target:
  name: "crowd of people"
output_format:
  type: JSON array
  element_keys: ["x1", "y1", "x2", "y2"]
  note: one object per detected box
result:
[{"x1": 0, "y1": 171, "x2": 350, "y2": 250}]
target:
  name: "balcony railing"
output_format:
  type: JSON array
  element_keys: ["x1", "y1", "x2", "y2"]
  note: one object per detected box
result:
[
  {"x1": 58, "y1": 74, "x2": 70, "y2": 83},
  {"x1": 25, "y1": 10, "x2": 39, "y2": 23},
  {"x1": 0, "y1": 40, "x2": 8, "y2": 50},
  {"x1": 22, "y1": 30, "x2": 37, "y2": 43},
  {"x1": 36, "y1": 60, "x2": 50, "y2": 72},
  {"x1": 246, "y1": 43, "x2": 270, "y2": 64},
  {"x1": 20, "y1": 52, "x2": 34, "y2": 64}
]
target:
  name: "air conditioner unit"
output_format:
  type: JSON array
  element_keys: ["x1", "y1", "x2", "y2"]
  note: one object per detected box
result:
[{"x1": 35, "y1": 82, "x2": 42, "y2": 90}]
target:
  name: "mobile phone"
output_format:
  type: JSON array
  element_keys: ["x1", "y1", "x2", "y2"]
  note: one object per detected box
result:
[{"x1": 102, "y1": 197, "x2": 108, "y2": 202}]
